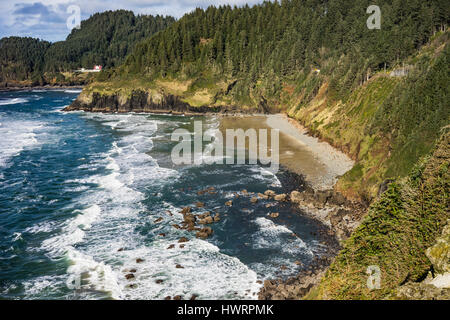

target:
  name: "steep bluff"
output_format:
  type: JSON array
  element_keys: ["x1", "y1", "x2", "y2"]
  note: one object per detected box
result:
[{"x1": 63, "y1": 89, "x2": 263, "y2": 115}]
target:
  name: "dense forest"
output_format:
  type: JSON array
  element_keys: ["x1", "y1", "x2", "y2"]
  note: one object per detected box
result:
[
  {"x1": 117, "y1": 0, "x2": 448, "y2": 100},
  {"x1": 0, "y1": 10, "x2": 175, "y2": 85}
]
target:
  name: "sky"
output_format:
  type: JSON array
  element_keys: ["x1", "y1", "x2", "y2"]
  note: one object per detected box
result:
[{"x1": 0, "y1": 0, "x2": 264, "y2": 42}]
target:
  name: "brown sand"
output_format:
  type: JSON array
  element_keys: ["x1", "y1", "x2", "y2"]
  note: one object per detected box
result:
[{"x1": 219, "y1": 114, "x2": 354, "y2": 190}]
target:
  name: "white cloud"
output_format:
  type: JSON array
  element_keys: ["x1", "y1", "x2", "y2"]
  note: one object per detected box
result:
[{"x1": 0, "y1": 0, "x2": 265, "y2": 41}]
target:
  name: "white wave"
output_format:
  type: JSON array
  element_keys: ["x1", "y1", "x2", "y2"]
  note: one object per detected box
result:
[
  {"x1": 0, "y1": 98, "x2": 28, "y2": 106},
  {"x1": 65, "y1": 89, "x2": 83, "y2": 93},
  {"x1": 252, "y1": 217, "x2": 312, "y2": 255},
  {"x1": 0, "y1": 119, "x2": 44, "y2": 168},
  {"x1": 46, "y1": 113, "x2": 263, "y2": 299}
]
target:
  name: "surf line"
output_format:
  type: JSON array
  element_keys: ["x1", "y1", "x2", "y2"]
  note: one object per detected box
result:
[{"x1": 171, "y1": 120, "x2": 280, "y2": 173}]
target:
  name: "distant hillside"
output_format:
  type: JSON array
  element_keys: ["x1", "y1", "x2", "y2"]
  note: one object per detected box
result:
[
  {"x1": 0, "y1": 10, "x2": 175, "y2": 87},
  {"x1": 0, "y1": 37, "x2": 51, "y2": 85}
]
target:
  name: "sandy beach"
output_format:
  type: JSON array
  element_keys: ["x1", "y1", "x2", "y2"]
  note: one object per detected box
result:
[{"x1": 220, "y1": 114, "x2": 354, "y2": 190}]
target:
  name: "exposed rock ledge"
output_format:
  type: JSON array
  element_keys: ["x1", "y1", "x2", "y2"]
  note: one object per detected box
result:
[{"x1": 63, "y1": 89, "x2": 261, "y2": 115}]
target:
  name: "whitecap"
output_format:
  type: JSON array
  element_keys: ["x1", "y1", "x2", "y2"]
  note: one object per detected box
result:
[{"x1": 0, "y1": 98, "x2": 28, "y2": 106}]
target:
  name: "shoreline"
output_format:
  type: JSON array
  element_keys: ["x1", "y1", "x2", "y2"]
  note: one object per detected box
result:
[
  {"x1": 26, "y1": 89, "x2": 361, "y2": 299},
  {"x1": 265, "y1": 114, "x2": 354, "y2": 190},
  {"x1": 217, "y1": 114, "x2": 362, "y2": 300},
  {"x1": 0, "y1": 85, "x2": 85, "y2": 92}
]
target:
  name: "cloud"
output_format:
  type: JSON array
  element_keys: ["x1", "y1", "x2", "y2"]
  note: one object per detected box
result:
[{"x1": 0, "y1": 0, "x2": 266, "y2": 42}]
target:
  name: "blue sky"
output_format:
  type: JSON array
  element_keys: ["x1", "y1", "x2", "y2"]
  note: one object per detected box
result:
[{"x1": 0, "y1": 0, "x2": 264, "y2": 42}]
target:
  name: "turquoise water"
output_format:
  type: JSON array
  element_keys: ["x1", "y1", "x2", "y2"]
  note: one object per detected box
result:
[{"x1": 0, "y1": 90, "x2": 335, "y2": 300}]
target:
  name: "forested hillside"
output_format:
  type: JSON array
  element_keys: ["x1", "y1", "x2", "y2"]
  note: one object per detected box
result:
[
  {"x1": 80, "y1": 0, "x2": 449, "y2": 201},
  {"x1": 0, "y1": 10, "x2": 175, "y2": 86}
]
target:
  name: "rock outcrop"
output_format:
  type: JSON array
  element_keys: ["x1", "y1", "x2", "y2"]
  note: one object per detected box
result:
[{"x1": 63, "y1": 89, "x2": 257, "y2": 115}]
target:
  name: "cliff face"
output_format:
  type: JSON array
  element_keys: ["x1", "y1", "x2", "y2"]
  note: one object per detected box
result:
[{"x1": 63, "y1": 89, "x2": 256, "y2": 114}]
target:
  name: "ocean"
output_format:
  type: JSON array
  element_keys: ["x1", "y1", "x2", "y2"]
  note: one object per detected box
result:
[{"x1": 0, "y1": 90, "x2": 335, "y2": 300}]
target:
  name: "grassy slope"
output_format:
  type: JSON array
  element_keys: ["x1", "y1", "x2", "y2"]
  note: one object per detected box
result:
[{"x1": 306, "y1": 128, "x2": 449, "y2": 299}]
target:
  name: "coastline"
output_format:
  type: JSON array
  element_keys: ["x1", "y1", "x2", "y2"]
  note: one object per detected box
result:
[
  {"x1": 0, "y1": 85, "x2": 84, "y2": 92},
  {"x1": 217, "y1": 114, "x2": 364, "y2": 300},
  {"x1": 64, "y1": 92, "x2": 364, "y2": 300}
]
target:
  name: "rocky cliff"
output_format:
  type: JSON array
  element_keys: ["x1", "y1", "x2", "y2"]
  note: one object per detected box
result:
[{"x1": 63, "y1": 89, "x2": 262, "y2": 115}]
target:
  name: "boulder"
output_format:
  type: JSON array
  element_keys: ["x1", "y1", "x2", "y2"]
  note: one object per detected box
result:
[
  {"x1": 225, "y1": 200, "x2": 233, "y2": 207},
  {"x1": 196, "y1": 232, "x2": 208, "y2": 239},
  {"x1": 154, "y1": 217, "x2": 163, "y2": 223},
  {"x1": 176, "y1": 264, "x2": 184, "y2": 269},
  {"x1": 183, "y1": 214, "x2": 196, "y2": 224},
  {"x1": 264, "y1": 190, "x2": 276, "y2": 197},
  {"x1": 290, "y1": 191, "x2": 303, "y2": 204},
  {"x1": 328, "y1": 192, "x2": 347, "y2": 206},
  {"x1": 125, "y1": 274, "x2": 135, "y2": 280},
  {"x1": 178, "y1": 237, "x2": 189, "y2": 243},
  {"x1": 251, "y1": 197, "x2": 259, "y2": 203},
  {"x1": 199, "y1": 216, "x2": 214, "y2": 224},
  {"x1": 136, "y1": 258, "x2": 144, "y2": 263},
  {"x1": 213, "y1": 214, "x2": 221, "y2": 222},
  {"x1": 270, "y1": 212, "x2": 280, "y2": 218},
  {"x1": 198, "y1": 212, "x2": 211, "y2": 219},
  {"x1": 167, "y1": 244, "x2": 175, "y2": 249},
  {"x1": 315, "y1": 190, "x2": 333, "y2": 205},
  {"x1": 274, "y1": 194, "x2": 287, "y2": 202},
  {"x1": 196, "y1": 202, "x2": 205, "y2": 208},
  {"x1": 258, "y1": 193, "x2": 269, "y2": 200},
  {"x1": 181, "y1": 207, "x2": 191, "y2": 214}
]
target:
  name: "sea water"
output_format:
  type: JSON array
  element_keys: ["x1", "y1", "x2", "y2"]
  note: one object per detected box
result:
[{"x1": 0, "y1": 90, "x2": 336, "y2": 300}]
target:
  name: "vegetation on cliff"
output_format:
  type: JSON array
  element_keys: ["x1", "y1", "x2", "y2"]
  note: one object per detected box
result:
[{"x1": 307, "y1": 128, "x2": 449, "y2": 299}]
